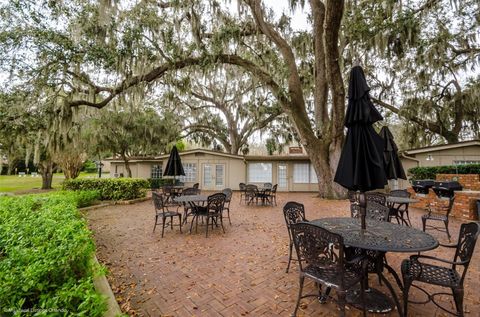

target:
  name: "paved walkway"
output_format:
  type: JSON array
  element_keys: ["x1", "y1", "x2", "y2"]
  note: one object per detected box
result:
[{"x1": 86, "y1": 192, "x2": 480, "y2": 316}]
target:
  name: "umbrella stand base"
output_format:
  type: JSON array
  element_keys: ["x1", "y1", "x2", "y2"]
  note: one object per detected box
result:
[{"x1": 346, "y1": 287, "x2": 394, "y2": 313}]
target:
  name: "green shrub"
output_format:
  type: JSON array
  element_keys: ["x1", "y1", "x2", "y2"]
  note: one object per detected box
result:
[
  {"x1": 0, "y1": 194, "x2": 106, "y2": 316},
  {"x1": 62, "y1": 178, "x2": 149, "y2": 201},
  {"x1": 82, "y1": 160, "x2": 98, "y2": 173},
  {"x1": 408, "y1": 163, "x2": 480, "y2": 180},
  {"x1": 147, "y1": 178, "x2": 177, "y2": 189},
  {"x1": 46, "y1": 190, "x2": 100, "y2": 208}
]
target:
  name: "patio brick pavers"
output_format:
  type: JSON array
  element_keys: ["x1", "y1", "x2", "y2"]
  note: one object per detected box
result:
[{"x1": 86, "y1": 192, "x2": 480, "y2": 316}]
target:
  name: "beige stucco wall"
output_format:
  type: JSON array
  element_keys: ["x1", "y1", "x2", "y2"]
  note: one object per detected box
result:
[
  {"x1": 108, "y1": 153, "x2": 246, "y2": 190},
  {"x1": 412, "y1": 145, "x2": 480, "y2": 167}
]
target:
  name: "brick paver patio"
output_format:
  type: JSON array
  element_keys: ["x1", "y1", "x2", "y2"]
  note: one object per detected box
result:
[{"x1": 86, "y1": 192, "x2": 480, "y2": 316}]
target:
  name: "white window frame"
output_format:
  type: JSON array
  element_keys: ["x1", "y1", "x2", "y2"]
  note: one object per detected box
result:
[
  {"x1": 248, "y1": 163, "x2": 273, "y2": 183},
  {"x1": 151, "y1": 164, "x2": 162, "y2": 179},
  {"x1": 180, "y1": 163, "x2": 197, "y2": 182},
  {"x1": 294, "y1": 163, "x2": 318, "y2": 183}
]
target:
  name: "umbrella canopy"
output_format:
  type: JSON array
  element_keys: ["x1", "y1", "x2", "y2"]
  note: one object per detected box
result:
[
  {"x1": 163, "y1": 145, "x2": 185, "y2": 179},
  {"x1": 379, "y1": 126, "x2": 406, "y2": 180},
  {"x1": 334, "y1": 65, "x2": 387, "y2": 191}
]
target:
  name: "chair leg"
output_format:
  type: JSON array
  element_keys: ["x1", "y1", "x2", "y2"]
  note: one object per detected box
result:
[
  {"x1": 286, "y1": 241, "x2": 293, "y2": 273},
  {"x1": 220, "y1": 215, "x2": 225, "y2": 233},
  {"x1": 178, "y1": 215, "x2": 182, "y2": 233},
  {"x1": 422, "y1": 217, "x2": 427, "y2": 232},
  {"x1": 153, "y1": 215, "x2": 158, "y2": 232},
  {"x1": 402, "y1": 277, "x2": 412, "y2": 317},
  {"x1": 227, "y1": 209, "x2": 231, "y2": 225},
  {"x1": 445, "y1": 220, "x2": 451, "y2": 241},
  {"x1": 337, "y1": 290, "x2": 346, "y2": 317},
  {"x1": 360, "y1": 279, "x2": 367, "y2": 317},
  {"x1": 170, "y1": 216, "x2": 174, "y2": 230},
  {"x1": 161, "y1": 216, "x2": 166, "y2": 238},
  {"x1": 292, "y1": 276, "x2": 305, "y2": 317},
  {"x1": 452, "y1": 287, "x2": 464, "y2": 317},
  {"x1": 206, "y1": 215, "x2": 209, "y2": 238}
]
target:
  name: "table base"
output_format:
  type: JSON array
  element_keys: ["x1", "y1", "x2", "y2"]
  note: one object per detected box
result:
[{"x1": 346, "y1": 287, "x2": 394, "y2": 313}]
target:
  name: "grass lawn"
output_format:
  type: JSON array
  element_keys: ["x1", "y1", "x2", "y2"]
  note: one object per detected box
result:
[{"x1": 0, "y1": 172, "x2": 99, "y2": 193}]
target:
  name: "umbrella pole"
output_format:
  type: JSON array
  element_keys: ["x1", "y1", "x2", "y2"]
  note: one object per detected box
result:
[{"x1": 356, "y1": 191, "x2": 367, "y2": 230}]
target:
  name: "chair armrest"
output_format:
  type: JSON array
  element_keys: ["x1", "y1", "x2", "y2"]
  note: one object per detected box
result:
[{"x1": 410, "y1": 254, "x2": 468, "y2": 266}]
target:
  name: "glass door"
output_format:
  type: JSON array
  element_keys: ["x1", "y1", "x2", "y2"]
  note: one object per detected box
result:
[
  {"x1": 203, "y1": 164, "x2": 225, "y2": 190},
  {"x1": 278, "y1": 164, "x2": 288, "y2": 190}
]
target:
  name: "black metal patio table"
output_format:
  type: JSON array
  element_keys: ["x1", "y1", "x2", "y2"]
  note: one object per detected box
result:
[
  {"x1": 386, "y1": 196, "x2": 418, "y2": 226},
  {"x1": 310, "y1": 217, "x2": 438, "y2": 317},
  {"x1": 174, "y1": 195, "x2": 208, "y2": 225}
]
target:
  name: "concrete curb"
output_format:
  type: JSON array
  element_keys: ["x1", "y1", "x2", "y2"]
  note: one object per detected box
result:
[{"x1": 92, "y1": 256, "x2": 123, "y2": 317}]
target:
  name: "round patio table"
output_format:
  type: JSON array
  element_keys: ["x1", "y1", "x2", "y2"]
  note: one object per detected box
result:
[
  {"x1": 310, "y1": 217, "x2": 438, "y2": 316},
  {"x1": 174, "y1": 195, "x2": 209, "y2": 226},
  {"x1": 386, "y1": 196, "x2": 419, "y2": 226},
  {"x1": 174, "y1": 195, "x2": 209, "y2": 203}
]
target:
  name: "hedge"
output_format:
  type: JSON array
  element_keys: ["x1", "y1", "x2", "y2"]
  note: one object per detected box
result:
[
  {"x1": 0, "y1": 193, "x2": 106, "y2": 316},
  {"x1": 62, "y1": 178, "x2": 149, "y2": 201},
  {"x1": 147, "y1": 178, "x2": 179, "y2": 189},
  {"x1": 408, "y1": 163, "x2": 480, "y2": 180}
]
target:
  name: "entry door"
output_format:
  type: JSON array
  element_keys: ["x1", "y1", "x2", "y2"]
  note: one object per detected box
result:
[
  {"x1": 278, "y1": 164, "x2": 288, "y2": 190},
  {"x1": 202, "y1": 164, "x2": 225, "y2": 190}
]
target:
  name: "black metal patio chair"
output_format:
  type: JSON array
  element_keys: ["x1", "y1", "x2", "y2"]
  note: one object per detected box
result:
[
  {"x1": 422, "y1": 196, "x2": 455, "y2": 241},
  {"x1": 291, "y1": 222, "x2": 367, "y2": 317},
  {"x1": 152, "y1": 192, "x2": 182, "y2": 238},
  {"x1": 239, "y1": 183, "x2": 247, "y2": 204},
  {"x1": 245, "y1": 184, "x2": 259, "y2": 205},
  {"x1": 402, "y1": 222, "x2": 480, "y2": 317},
  {"x1": 283, "y1": 201, "x2": 307, "y2": 273},
  {"x1": 389, "y1": 189, "x2": 412, "y2": 225},
  {"x1": 190, "y1": 193, "x2": 226, "y2": 237},
  {"x1": 222, "y1": 188, "x2": 233, "y2": 225}
]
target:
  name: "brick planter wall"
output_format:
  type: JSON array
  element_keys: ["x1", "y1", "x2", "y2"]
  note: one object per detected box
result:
[
  {"x1": 407, "y1": 173, "x2": 480, "y2": 221},
  {"x1": 436, "y1": 174, "x2": 480, "y2": 190}
]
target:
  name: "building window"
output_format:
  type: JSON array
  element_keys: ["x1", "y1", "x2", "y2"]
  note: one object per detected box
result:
[
  {"x1": 151, "y1": 164, "x2": 162, "y2": 179},
  {"x1": 293, "y1": 163, "x2": 318, "y2": 183},
  {"x1": 248, "y1": 163, "x2": 272, "y2": 183},
  {"x1": 180, "y1": 163, "x2": 197, "y2": 182},
  {"x1": 453, "y1": 160, "x2": 480, "y2": 165}
]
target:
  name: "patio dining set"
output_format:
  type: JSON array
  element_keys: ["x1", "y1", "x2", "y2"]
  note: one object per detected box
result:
[
  {"x1": 239, "y1": 182, "x2": 278, "y2": 206},
  {"x1": 283, "y1": 191, "x2": 480, "y2": 317},
  {"x1": 151, "y1": 183, "x2": 233, "y2": 238}
]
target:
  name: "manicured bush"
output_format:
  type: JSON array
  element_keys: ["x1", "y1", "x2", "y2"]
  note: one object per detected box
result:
[
  {"x1": 82, "y1": 160, "x2": 98, "y2": 173},
  {"x1": 0, "y1": 194, "x2": 106, "y2": 316},
  {"x1": 47, "y1": 190, "x2": 100, "y2": 208},
  {"x1": 408, "y1": 163, "x2": 480, "y2": 180},
  {"x1": 147, "y1": 178, "x2": 176, "y2": 189},
  {"x1": 62, "y1": 178, "x2": 149, "y2": 201}
]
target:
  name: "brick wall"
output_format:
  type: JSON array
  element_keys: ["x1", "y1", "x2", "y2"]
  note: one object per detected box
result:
[
  {"x1": 436, "y1": 174, "x2": 480, "y2": 190},
  {"x1": 407, "y1": 187, "x2": 480, "y2": 221}
]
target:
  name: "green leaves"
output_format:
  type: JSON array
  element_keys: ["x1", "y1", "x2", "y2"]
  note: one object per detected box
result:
[
  {"x1": 409, "y1": 164, "x2": 480, "y2": 180},
  {"x1": 0, "y1": 193, "x2": 106, "y2": 316},
  {"x1": 62, "y1": 178, "x2": 149, "y2": 201}
]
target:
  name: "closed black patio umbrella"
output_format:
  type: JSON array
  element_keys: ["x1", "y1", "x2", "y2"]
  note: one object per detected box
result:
[
  {"x1": 334, "y1": 65, "x2": 387, "y2": 229},
  {"x1": 379, "y1": 126, "x2": 406, "y2": 181},
  {"x1": 163, "y1": 145, "x2": 185, "y2": 184}
]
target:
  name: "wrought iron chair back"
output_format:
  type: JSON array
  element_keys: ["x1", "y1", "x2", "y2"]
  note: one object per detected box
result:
[
  {"x1": 152, "y1": 192, "x2": 166, "y2": 213},
  {"x1": 283, "y1": 201, "x2": 306, "y2": 272},
  {"x1": 206, "y1": 193, "x2": 226, "y2": 214},
  {"x1": 291, "y1": 222, "x2": 345, "y2": 284},
  {"x1": 454, "y1": 222, "x2": 480, "y2": 280},
  {"x1": 263, "y1": 182, "x2": 273, "y2": 188},
  {"x1": 239, "y1": 183, "x2": 246, "y2": 191},
  {"x1": 182, "y1": 187, "x2": 200, "y2": 196},
  {"x1": 366, "y1": 192, "x2": 387, "y2": 206},
  {"x1": 365, "y1": 201, "x2": 390, "y2": 222},
  {"x1": 222, "y1": 188, "x2": 233, "y2": 202},
  {"x1": 193, "y1": 183, "x2": 199, "y2": 189}
]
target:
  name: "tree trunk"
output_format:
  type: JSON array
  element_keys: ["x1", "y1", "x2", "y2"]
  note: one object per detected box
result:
[
  {"x1": 38, "y1": 160, "x2": 54, "y2": 190},
  {"x1": 121, "y1": 153, "x2": 132, "y2": 178}
]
